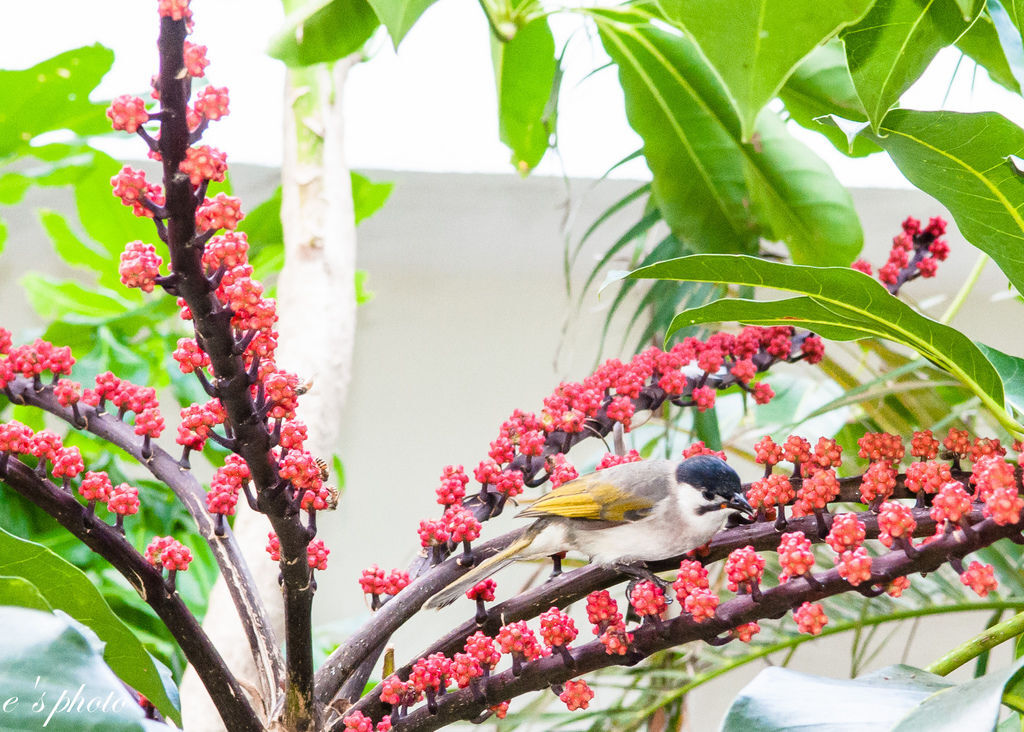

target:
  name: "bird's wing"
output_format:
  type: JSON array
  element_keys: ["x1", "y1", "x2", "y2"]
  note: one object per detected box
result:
[{"x1": 517, "y1": 472, "x2": 657, "y2": 522}]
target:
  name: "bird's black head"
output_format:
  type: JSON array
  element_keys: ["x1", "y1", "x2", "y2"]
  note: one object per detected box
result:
[{"x1": 676, "y1": 455, "x2": 752, "y2": 516}]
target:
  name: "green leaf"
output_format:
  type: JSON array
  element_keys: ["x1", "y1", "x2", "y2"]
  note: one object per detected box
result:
[
  {"x1": 71, "y1": 151, "x2": 158, "y2": 261},
  {"x1": 723, "y1": 665, "x2": 954, "y2": 730},
  {"x1": 0, "y1": 45, "x2": 114, "y2": 158},
  {"x1": 779, "y1": 40, "x2": 882, "y2": 157},
  {"x1": 746, "y1": 111, "x2": 864, "y2": 264},
  {"x1": 351, "y1": 171, "x2": 393, "y2": 224},
  {"x1": 894, "y1": 656, "x2": 1024, "y2": 730},
  {"x1": 977, "y1": 342, "x2": 1024, "y2": 416},
  {"x1": 365, "y1": 0, "x2": 436, "y2": 46},
  {"x1": 956, "y1": 7, "x2": 1022, "y2": 94},
  {"x1": 268, "y1": 0, "x2": 381, "y2": 66},
  {"x1": 0, "y1": 172, "x2": 31, "y2": 204},
  {"x1": 594, "y1": 10, "x2": 861, "y2": 265},
  {"x1": 20, "y1": 274, "x2": 128, "y2": 321},
  {"x1": 0, "y1": 529, "x2": 179, "y2": 723},
  {"x1": 989, "y1": 0, "x2": 1024, "y2": 92},
  {"x1": 493, "y1": 17, "x2": 558, "y2": 173},
  {"x1": 627, "y1": 254, "x2": 1019, "y2": 433},
  {"x1": 671, "y1": 295, "x2": 875, "y2": 341},
  {"x1": 0, "y1": 607, "x2": 162, "y2": 731},
  {"x1": 355, "y1": 269, "x2": 374, "y2": 305},
  {"x1": 857, "y1": 109, "x2": 1024, "y2": 296},
  {"x1": 0, "y1": 575, "x2": 53, "y2": 612},
  {"x1": 842, "y1": 0, "x2": 985, "y2": 131},
  {"x1": 38, "y1": 209, "x2": 110, "y2": 272},
  {"x1": 659, "y1": 0, "x2": 874, "y2": 141}
]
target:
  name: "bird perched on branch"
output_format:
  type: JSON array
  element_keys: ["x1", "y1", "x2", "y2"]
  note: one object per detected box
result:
[{"x1": 426, "y1": 454, "x2": 752, "y2": 608}]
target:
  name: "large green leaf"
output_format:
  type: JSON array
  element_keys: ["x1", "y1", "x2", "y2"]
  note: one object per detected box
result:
[
  {"x1": 722, "y1": 665, "x2": 954, "y2": 731},
  {"x1": 0, "y1": 575, "x2": 53, "y2": 612},
  {"x1": 365, "y1": 0, "x2": 436, "y2": 47},
  {"x1": 978, "y1": 342, "x2": 1024, "y2": 416},
  {"x1": 0, "y1": 45, "x2": 113, "y2": 159},
  {"x1": 956, "y1": 7, "x2": 1022, "y2": 94},
  {"x1": 20, "y1": 275, "x2": 129, "y2": 321},
  {"x1": 0, "y1": 528, "x2": 179, "y2": 723},
  {"x1": 593, "y1": 9, "x2": 862, "y2": 265},
  {"x1": 857, "y1": 109, "x2": 1024, "y2": 296},
  {"x1": 38, "y1": 210, "x2": 110, "y2": 272},
  {"x1": 627, "y1": 254, "x2": 1020, "y2": 433},
  {"x1": 989, "y1": 0, "x2": 1024, "y2": 91},
  {"x1": 659, "y1": 0, "x2": 874, "y2": 141},
  {"x1": 0, "y1": 607, "x2": 163, "y2": 731},
  {"x1": 268, "y1": 0, "x2": 381, "y2": 66},
  {"x1": 779, "y1": 40, "x2": 881, "y2": 157},
  {"x1": 893, "y1": 656, "x2": 1024, "y2": 730},
  {"x1": 842, "y1": 0, "x2": 985, "y2": 130},
  {"x1": 492, "y1": 17, "x2": 558, "y2": 173}
]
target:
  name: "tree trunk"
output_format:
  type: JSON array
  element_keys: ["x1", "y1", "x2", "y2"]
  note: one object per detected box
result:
[{"x1": 180, "y1": 56, "x2": 359, "y2": 731}]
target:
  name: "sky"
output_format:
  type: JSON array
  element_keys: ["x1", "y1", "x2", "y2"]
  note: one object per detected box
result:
[{"x1": 4, "y1": 0, "x2": 1024, "y2": 187}]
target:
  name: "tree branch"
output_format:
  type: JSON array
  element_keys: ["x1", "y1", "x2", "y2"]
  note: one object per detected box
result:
[
  {"x1": 5, "y1": 374, "x2": 285, "y2": 710},
  {"x1": 0, "y1": 457, "x2": 265, "y2": 732}
]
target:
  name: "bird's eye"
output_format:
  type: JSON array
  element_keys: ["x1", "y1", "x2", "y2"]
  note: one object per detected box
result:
[{"x1": 701, "y1": 489, "x2": 715, "y2": 501}]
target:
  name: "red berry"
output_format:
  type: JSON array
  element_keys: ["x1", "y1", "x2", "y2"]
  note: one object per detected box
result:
[
  {"x1": 725, "y1": 546, "x2": 765, "y2": 592},
  {"x1": 559, "y1": 679, "x2": 594, "y2": 711},
  {"x1": 794, "y1": 601, "x2": 828, "y2": 635},
  {"x1": 960, "y1": 561, "x2": 998, "y2": 597}
]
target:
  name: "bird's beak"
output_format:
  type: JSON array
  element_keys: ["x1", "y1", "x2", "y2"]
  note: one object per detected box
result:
[{"x1": 728, "y1": 493, "x2": 754, "y2": 516}]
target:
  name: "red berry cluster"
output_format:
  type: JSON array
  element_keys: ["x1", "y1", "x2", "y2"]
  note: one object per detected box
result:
[{"x1": 851, "y1": 216, "x2": 949, "y2": 293}]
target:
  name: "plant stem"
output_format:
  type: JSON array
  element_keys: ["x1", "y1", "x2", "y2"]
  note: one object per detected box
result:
[
  {"x1": 940, "y1": 252, "x2": 989, "y2": 325},
  {"x1": 927, "y1": 609, "x2": 1024, "y2": 676}
]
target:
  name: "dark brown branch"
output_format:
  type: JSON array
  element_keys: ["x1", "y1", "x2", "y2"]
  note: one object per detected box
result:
[
  {"x1": 342, "y1": 509, "x2": 1017, "y2": 730},
  {"x1": 156, "y1": 16, "x2": 316, "y2": 729},
  {"x1": 0, "y1": 458, "x2": 264, "y2": 732},
  {"x1": 6, "y1": 374, "x2": 285, "y2": 714}
]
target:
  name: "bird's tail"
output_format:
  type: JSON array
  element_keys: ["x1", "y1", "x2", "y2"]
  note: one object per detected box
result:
[{"x1": 425, "y1": 532, "x2": 536, "y2": 609}]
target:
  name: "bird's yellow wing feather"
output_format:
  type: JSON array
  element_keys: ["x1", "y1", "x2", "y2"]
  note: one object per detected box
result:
[{"x1": 517, "y1": 474, "x2": 656, "y2": 522}]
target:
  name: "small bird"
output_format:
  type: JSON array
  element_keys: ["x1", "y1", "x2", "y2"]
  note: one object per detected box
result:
[{"x1": 426, "y1": 454, "x2": 752, "y2": 608}]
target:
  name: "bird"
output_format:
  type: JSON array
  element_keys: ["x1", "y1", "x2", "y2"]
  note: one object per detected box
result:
[{"x1": 425, "y1": 454, "x2": 752, "y2": 608}]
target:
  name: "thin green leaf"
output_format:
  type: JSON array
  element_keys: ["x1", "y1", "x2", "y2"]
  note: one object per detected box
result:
[
  {"x1": 843, "y1": 0, "x2": 984, "y2": 131},
  {"x1": 659, "y1": 0, "x2": 874, "y2": 140},
  {"x1": 570, "y1": 182, "x2": 650, "y2": 270},
  {"x1": 583, "y1": 207, "x2": 662, "y2": 296},
  {"x1": 0, "y1": 528, "x2": 179, "y2": 723}
]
